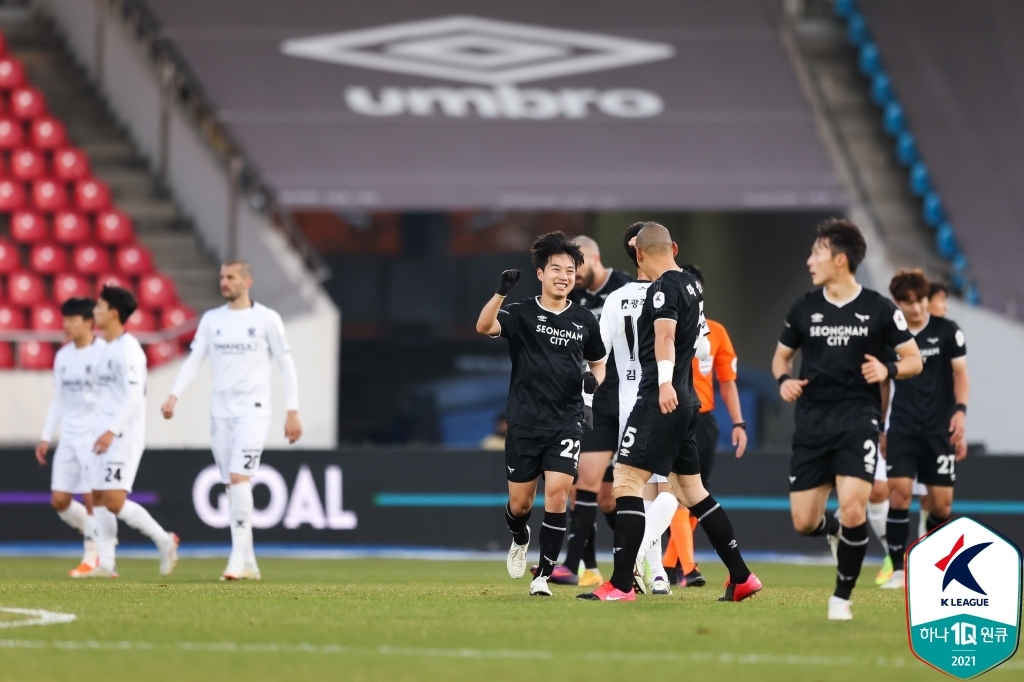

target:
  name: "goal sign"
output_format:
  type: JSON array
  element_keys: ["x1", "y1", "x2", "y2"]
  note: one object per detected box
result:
[{"x1": 906, "y1": 516, "x2": 1021, "y2": 679}]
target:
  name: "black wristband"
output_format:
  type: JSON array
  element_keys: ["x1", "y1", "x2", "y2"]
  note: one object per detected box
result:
[
  {"x1": 733, "y1": 422, "x2": 747, "y2": 430},
  {"x1": 954, "y1": 403, "x2": 967, "y2": 416},
  {"x1": 777, "y1": 374, "x2": 791, "y2": 386},
  {"x1": 885, "y1": 362, "x2": 898, "y2": 380}
]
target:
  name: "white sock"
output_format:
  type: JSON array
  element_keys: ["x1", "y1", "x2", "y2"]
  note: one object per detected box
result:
[
  {"x1": 229, "y1": 482, "x2": 254, "y2": 571},
  {"x1": 56, "y1": 499, "x2": 88, "y2": 532},
  {"x1": 867, "y1": 500, "x2": 889, "y2": 553},
  {"x1": 641, "y1": 492, "x2": 678, "y2": 555},
  {"x1": 117, "y1": 499, "x2": 170, "y2": 549},
  {"x1": 94, "y1": 506, "x2": 118, "y2": 570},
  {"x1": 83, "y1": 513, "x2": 97, "y2": 564}
]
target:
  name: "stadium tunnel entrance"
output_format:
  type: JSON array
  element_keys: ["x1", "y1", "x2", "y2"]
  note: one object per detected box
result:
[{"x1": 296, "y1": 209, "x2": 834, "y2": 448}]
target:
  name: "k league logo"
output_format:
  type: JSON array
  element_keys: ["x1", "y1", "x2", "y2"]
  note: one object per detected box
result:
[
  {"x1": 906, "y1": 516, "x2": 1021, "y2": 679},
  {"x1": 281, "y1": 16, "x2": 674, "y2": 120}
]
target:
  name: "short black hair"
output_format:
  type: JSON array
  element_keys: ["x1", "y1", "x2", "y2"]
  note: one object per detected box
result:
[
  {"x1": 622, "y1": 222, "x2": 645, "y2": 268},
  {"x1": 682, "y1": 263, "x2": 704, "y2": 285},
  {"x1": 60, "y1": 297, "x2": 94, "y2": 319},
  {"x1": 929, "y1": 281, "x2": 949, "y2": 298},
  {"x1": 99, "y1": 285, "x2": 138, "y2": 324},
  {"x1": 530, "y1": 231, "x2": 584, "y2": 271},
  {"x1": 815, "y1": 217, "x2": 867, "y2": 273}
]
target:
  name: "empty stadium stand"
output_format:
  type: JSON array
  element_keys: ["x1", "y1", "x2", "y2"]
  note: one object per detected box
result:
[{"x1": 0, "y1": 9, "x2": 221, "y2": 369}]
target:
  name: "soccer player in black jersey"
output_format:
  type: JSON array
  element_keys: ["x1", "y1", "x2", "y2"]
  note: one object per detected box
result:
[
  {"x1": 880, "y1": 270, "x2": 969, "y2": 590},
  {"x1": 476, "y1": 231, "x2": 607, "y2": 597},
  {"x1": 579, "y1": 223, "x2": 760, "y2": 602},
  {"x1": 772, "y1": 218, "x2": 923, "y2": 620},
  {"x1": 544, "y1": 235, "x2": 633, "y2": 587}
]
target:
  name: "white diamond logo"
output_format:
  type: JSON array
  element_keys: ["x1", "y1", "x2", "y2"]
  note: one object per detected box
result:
[{"x1": 281, "y1": 15, "x2": 674, "y2": 85}]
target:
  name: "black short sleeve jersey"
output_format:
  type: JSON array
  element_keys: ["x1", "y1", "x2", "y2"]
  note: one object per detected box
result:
[
  {"x1": 887, "y1": 316, "x2": 966, "y2": 436},
  {"x1": 779, "y1": 287, "x2": 914, "y2": 434},
  {"x1": 569, "y1": 269, "x2": 633, "y2": 419},
  {"x1": 496, "y1": 297, "x2": 607, "y2": 430},
  {"x1": 636, "y1": 269, "x2": 706, "y2": 407}
]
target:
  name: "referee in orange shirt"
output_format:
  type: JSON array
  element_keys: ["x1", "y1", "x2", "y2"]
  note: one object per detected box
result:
[{"x1": 662, "y1": 265, "x2": 748, "y2": 587}]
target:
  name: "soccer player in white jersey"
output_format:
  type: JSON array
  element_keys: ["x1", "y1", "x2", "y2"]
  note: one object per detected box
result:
[
  {"x1": 91, "y1": 285, "x2": 179, "y2": 577},
  {"x1": 35, "y1": 298, "x2": 106, "y2": 577},
  {"x1": 161, "y1": 261, "x2": 301, "y2": 581}
]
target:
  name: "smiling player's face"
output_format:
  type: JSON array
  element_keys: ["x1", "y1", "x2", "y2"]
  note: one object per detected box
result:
[{"x1": 537, "y1": 253, "x2": 576, "y2": 301}]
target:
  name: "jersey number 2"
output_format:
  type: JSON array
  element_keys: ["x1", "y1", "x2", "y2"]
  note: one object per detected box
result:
[
  {"x1": 863, "y1": 440, "x2": 877, "y2": 474},
  {"x1": 560, "y1": 439, "x2": 581, "y2": 463}
]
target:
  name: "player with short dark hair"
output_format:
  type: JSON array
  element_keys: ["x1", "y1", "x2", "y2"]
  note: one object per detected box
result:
[
  {"x1": 928, "y1": 282, "x2": 949, "y2": 318},
  {"x1": 580, "y1": 223, "x2": 760, "y2": 602},
  {"x1": 880, "y1": 270, "x2": 969, "y2": 590},
  {"x1": 476, "y1": 231, "x2": 607, "y2": 596},
  {"x1": 772, "y1": 218, "x2": 923, "y2": 620}
]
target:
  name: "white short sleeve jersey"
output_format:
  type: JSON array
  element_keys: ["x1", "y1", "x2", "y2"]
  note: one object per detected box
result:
[
  {"x1": 95, "y1": 332, "x2": 147, "y2": 441},
  {"x1": 599, "y1": 281, "x2": 652, "y2": 440},
  {"x1": 189, "y1": 303, "x2": 292, "y2": 418},
  {"x1": 41, "y1": 338, "x2": 107, "y2": 441}
]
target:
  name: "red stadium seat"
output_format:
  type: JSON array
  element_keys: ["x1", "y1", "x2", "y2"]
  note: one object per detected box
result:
[
  {"x1": 0, "y1": 302, "x2": 25, "y2": 330},
  {"x1": 10, "y1": 86, "x2": 45, "y2": 119},
  {"x1": 94, "y1": 271, "x2": 132, "y2": 294},
  {"x1": 95, "y1": 210, "x2": 134, "y2": 245},
  {"x1": 32, "y1": 178, "x2": 67, "y2": 212},
  {"x1": 138, "y1": 273, "x2": 176, "y2": 308},
  {"x1": 52, "y1": 147, "x2": 89, "y2": 181},
  {"x1": 0, "y1": 342, "x2": 13, "y2": 369},
  {"x1": 124, "y1": 305, "x2": 156, "y2": 333},
  {"x1": 0, "y1": 57, "x2": 24, "y2": 90},
  {"x1": 115, "y1": 243, "x2": 152, "y2": 275},
  {"x1": 162, "y1": 301, "x2": 197, "y2": 345},
  {"x1": 0, "y1": 177, "x2": 25, "y2": 210},
  {"x1": 30, "y1": 116, "x2": 66, "y2": 149},
  {"x1": 146, "y1": 340, "x2": 179, "y2": 367},
  {"x1": 72, "y1": 243, "x2": 111, "y2": 275},
  {"x1": 0, "y1": 116, "x2": 21, "y2": 149},
  {"x1": 52, "y1": 272, "x2": 91, "y2": 304},
  {"x1": 10, "y1": 147, "x2": 46, "y2": 180},
  {"x1": 7, "y1": 271, "x2": 45, "y2": 306},
  {"x1": 9, "y1": 211, "x2": 47, "y2": 244},
  {"x1": 0, "y1": 238, "x2": 20, "y2": 273},
  {"x1": 74, "y1": 178, "x2": 110, "y2": 213},
  {"x1": 19, "y1": 340, "x2": 54, "y2": 369},
  {"x1": 29, "y1": 243, "x2": 67, "y2": 274},
  {"x1": 53, "y1": 211, "x2": 91, "y2": 245},
  {"x1": 30, "y1": 301, "x2": 62, "y2": 331},
  {"x1": 0, "y1": 30, "x2": 7, "y2": 58}
]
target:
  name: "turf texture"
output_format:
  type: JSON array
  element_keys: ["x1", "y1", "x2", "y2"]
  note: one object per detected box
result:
[{"x1": 0, "y1": 557, "x2": 1020, "y2": 681}]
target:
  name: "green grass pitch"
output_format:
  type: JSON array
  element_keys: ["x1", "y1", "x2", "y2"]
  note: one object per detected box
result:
[{"x1": 0, "y1": 557, "x2": 1020, "y2": 681}]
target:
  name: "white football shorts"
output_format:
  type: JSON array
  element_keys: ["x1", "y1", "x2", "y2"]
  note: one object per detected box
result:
[
  {"x1": 50, "y1": 434, "x2": 93, "y2": 494},
  {"x1": 211, "y1": 416, "x2": 272, "y2": 483},
  {"x1": 90, "y1": 433, "x2": 144, "y2": 492}
]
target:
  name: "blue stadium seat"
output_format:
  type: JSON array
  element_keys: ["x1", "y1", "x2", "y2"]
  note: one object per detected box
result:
[
  {"x1": 936, "y1": 222, "x2": 958, "y2": 259},
  {"x1": 952, "y1": 253, "x2": 969, "y2": 273},
  {"x1": 871, "y1": 72, "x2": 894, "y2": 106},
  {"x1": 883, "y1": 101, "x2": 906, "y2": 136},
  {"x1": 896, "y1": 132, "x2": 919, "y2": 166},
  {"x1": 859, "y1": 43, "x2": 882, "y2": 76},
  {"x1": 910, "y1": 162, "x2": 932, "y2": 196},
  {"x1": 834, "y1": 0, "x2": 858, "y2": 20},
  {"x1": 847, "y1": 14, "x2": 870, "y2": 46},
  {"x1": 965, "y1": 284, "x2": 980, "y2": 306},
  {"x1": 923, "y1": 192, "x2": 946, "y2": 227}
]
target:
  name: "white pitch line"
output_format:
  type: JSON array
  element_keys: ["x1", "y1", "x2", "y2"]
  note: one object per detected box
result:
[
  {"x1": 0, "y1": 608, "x2": 77, "y2": 629},
  {"x1": 1, "y1": 639, "x2": 1020, "y2": 670}
]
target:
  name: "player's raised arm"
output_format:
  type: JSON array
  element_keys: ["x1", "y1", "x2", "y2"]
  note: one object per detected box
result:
[
  {"x1": 476, "y1": 269, "x2": 521, "y2": 336},
  {"x1": 862, "y1": 339, "x2": 922, "y2": 384}
]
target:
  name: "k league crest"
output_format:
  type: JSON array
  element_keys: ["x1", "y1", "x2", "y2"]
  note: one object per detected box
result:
[{"x1": 907, "y1": 516, "x2": 1021, "y2": 679}]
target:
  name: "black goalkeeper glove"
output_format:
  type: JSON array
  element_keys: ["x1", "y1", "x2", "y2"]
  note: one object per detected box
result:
[
  {"x1": 496, "y1": 269, "x2": 521, "y2": 296},
  {"x1": 582, "y1": 371, "x2": 598, "y2": 431}
]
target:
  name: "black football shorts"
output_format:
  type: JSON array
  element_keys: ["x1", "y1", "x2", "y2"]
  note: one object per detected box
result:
[
  {"x1": 505, "y1": 424, "x2": 582, "y2": 483},
  {"x1": 616, "y1": 395, "x2": 701, "y2": 478},
  {"x1": 580, "y1": 410, "x2": 619, "y2": 453},
  {"x1": 695, "y1": 411, "x2": 721, "y2": 486},
  {"x1": 789, "y1": 429, "x2": 879, "y2": 491},
  {"x1": 885, "y1": 433, "x2": 956, "y2": 487}
]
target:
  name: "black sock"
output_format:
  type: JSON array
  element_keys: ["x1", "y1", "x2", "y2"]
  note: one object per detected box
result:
[
  {"x1": 610, "y1": 496, "x2": 645, "y2": 593},
  {"x1": 806, "y1": 512, "x2": 841, "y2": 537},
  {"x1": 537, "y1": 511, "x2": 567, "y2": 578},
  {"x1": 505, "y1": 502, "x2": 531, "y2": 546},
  {"x1": 834, "y1": 522, "x2": 869, "y2": 600},
  {"x1": 690, "y1": 495, "x2": 751, "y2": 584},
  {"x1": 583, "y1": 523, "x2": 598, "y2": 570},
  {"x1": 886, "y1": 508, "x2": 910, "y2": 570},
  {"x1": 563, "y1": 491, "x2": 598, "y2": 572},
  {"x1": 926, "y1": 512, "x2": 949, "y2": 533},
  {"x1": 603, "y1": 508, "x2": 616, "y2": 531}
]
